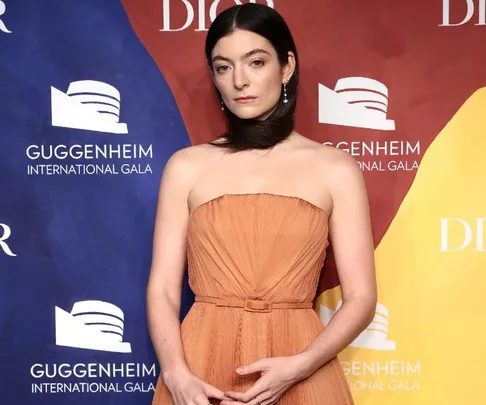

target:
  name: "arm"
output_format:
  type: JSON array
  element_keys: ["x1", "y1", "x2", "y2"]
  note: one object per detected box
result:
[
  {"x1": 297, "y1": 151, "x2": 377, "y2": 376},
  {"x1": 146, "y1": 148, "x2": 195, "y2": 379},
  {"x1": 148, "y1": 148, "x2": 230, "y2": 405}
]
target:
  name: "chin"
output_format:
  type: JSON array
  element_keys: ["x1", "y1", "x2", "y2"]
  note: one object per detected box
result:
[
  {"x1": 234, "y1": 112, "x2": 262, "y2": 120},
  {"x1": 230, "y1": 106, "x2": 272, "y2": 121}
]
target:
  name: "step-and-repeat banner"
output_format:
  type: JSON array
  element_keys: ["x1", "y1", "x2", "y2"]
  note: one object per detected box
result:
[{"x1": 1, "y1": 1, "x2": 485, "y2": 404}]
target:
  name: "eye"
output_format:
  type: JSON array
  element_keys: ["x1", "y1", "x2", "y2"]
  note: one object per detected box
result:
[
  {"x1": 251, "y1": 60, "x2": 265, "y2": 67},
  {"x1": 215, "y1": 65, "x2": 230, "y2": 73}
]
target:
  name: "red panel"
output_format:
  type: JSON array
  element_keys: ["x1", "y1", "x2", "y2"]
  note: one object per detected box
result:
[{"x1": 121, "y1": 0, "x2": 486, "y2": 291}]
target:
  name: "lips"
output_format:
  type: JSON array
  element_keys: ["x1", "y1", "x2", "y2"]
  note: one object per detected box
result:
[{"x1": 235, "y1": 96, "x2": 256, "y2": 101}]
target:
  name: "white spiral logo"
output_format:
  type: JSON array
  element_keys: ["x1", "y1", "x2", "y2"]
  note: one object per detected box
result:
[{"x1": 0, "y1": 1, "x2": 12, "y2": 34}]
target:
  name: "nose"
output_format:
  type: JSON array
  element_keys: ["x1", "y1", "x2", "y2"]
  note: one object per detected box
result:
[{"x1": 233, "y1": 65, "x2": 249, "y2": 90}]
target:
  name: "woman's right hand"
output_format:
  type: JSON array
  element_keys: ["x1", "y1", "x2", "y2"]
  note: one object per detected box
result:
[{"x1": 164, "y1": 368, "x2": 229, "y2": 405}]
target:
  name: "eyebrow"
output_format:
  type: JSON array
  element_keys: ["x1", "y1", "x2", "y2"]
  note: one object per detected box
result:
[{"x1": 211, "y1": 48, "x2": 271, "y2": 63}]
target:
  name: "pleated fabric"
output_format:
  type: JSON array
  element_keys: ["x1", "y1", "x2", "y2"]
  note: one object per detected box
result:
[{"x1": 152, "y1": 193, "x2": 354, "y2": 404}]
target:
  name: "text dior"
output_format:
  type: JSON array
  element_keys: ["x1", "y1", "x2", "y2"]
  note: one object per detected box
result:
[
  {"x1": 160, "y1": 0, "x2": 275, "y2": 31},
  {"x1": 439, "y1": 218, "x2": 486, "y2": 251},
  {"x1": 0, "y1": 1, "x2": 11, "y2": 34},
  {"x1": 441, "y1": 0, "x2": 486, "y2": 26},
  {"x1": 0, "y1": 223, "x2": 16, "y2": 257}
]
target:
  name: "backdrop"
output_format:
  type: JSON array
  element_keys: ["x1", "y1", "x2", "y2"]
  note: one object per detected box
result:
[{"x1": 1, "y1": 1, "x2": 485, "y2": 404}]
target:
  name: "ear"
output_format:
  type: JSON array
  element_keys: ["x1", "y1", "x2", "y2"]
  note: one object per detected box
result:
[{"x1": 282, "y1": 51, "x2": 296, "y2": 84}]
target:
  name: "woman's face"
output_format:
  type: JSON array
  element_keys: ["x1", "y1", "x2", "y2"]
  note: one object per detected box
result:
[{"x1": 210, "y1": 29, "x2": 294, "y2": 120}]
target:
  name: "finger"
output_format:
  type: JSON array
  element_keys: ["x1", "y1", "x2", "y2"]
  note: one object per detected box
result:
[
  {"x1": 194, "y1": 395, "x2": 213, "y2": 405},
  {"x1": 222, "y1": 395, "x2": 269, "y2": 405},
  {"x1": 225, "y1": 383, "x2": 267, "y2": 403},
  {"x1": 235, "y1": 359, "x2": 268, "y2": 376},
  {"x1": 195, "y1": 392, "x2": 227, "y2": 405},
  {"x1": 220, "y1": 400, "x2": 247, "y2": 405},
  {"x1": 205, "y1": 383, "x2": 232, "y2": 400},
  {"x1": 257, "y1": 392, "x2": 275, "y2": 405}
]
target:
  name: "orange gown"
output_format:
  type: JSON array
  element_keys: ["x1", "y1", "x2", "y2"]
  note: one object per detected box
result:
[{"x1": 152, "y1": 193, "x2": 354, "y2": 404}]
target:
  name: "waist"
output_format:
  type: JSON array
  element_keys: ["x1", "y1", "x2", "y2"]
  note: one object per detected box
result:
[{"x1": 194, "y1": 295, "x2": 313, "y2": 313}]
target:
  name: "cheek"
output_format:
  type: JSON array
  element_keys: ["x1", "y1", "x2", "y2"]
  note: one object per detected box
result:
[
  {"x1": 214, "y1": 78, "x2": 230, "y2": 97},
  {"x1": 260, "y1": 77, "x2": 282, "y2": 100}
]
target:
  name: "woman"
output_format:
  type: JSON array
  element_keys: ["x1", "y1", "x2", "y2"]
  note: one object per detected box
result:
[{"x1": 147, "y1": 4, "x2": 377, "y2": 405}]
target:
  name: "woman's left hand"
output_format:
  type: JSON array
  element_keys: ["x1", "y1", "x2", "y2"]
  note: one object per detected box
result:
[{"x1": 220, "y1": 354, "x2": 313, "y2": 405}]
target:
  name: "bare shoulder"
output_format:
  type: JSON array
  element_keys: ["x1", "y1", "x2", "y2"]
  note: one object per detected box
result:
[
  {"x1": 315, "y1": 144, "x2": 369, "y2": 217},
  {"x1": 294, "y1": 134, "x2": 361, "y2": 180},
  {"x1": 165, "y1": 142, "x2": 215, "y2": 165},
  {"x1": 156, "y1": 141, "x2": 223, "y2": 220},
  {"x1": 294, "y1": 135, "x2": 366, "y2": 213},
  {"x1": 317, "y1": 144, "x2": 362, "y2": 180},
  {"x1": 162, "y1": 142, "x2": 217, "y2": 185}
]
